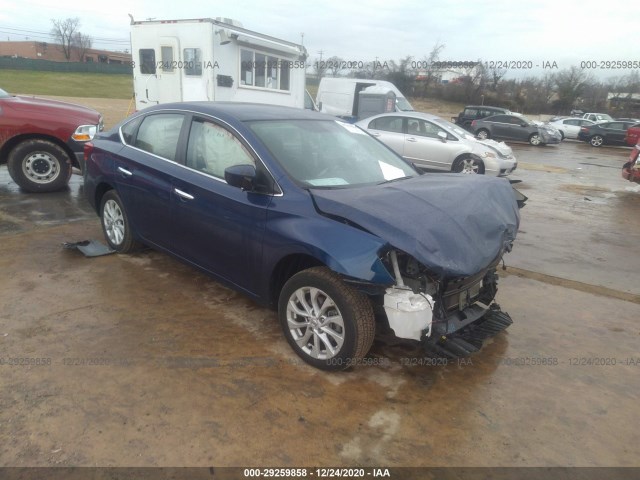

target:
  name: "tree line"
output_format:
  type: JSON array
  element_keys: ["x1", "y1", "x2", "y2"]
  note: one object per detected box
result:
[{"x1": 313, "y1": 44, "x2": 640, "y2": 116}]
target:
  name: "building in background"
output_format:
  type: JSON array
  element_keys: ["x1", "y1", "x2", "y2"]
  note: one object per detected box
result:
[{"x1": 0, "y1": 41, "x2": 131, "y2": 64}]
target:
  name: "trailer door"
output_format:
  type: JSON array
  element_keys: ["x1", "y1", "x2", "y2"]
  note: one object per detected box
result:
[{"x1": 157, "y1": 37, "x2": 183, "y2": 104}]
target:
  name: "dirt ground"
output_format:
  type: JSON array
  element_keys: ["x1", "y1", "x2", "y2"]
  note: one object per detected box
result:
[{"x1": 0, "y1": 99, "x2": 639, "y2": 469}]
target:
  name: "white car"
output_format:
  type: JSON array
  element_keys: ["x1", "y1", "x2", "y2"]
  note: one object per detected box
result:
[
  {"x1": 547, "y1": 117, "x2": 596, "y2": 140},
  {"x1": 356, "y1": 112, "x2": 517, "y2": 175}
]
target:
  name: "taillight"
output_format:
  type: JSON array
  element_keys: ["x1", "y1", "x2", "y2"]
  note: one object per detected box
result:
[
  {"x1": 580, "y1": 126, "x2": 589, "y2": 132},
  {"x1": 83, "y1": 142, "x2": 94, "y2": 163},
  {"x1": 471, "y1": 120, "x2": 477, "y2": 127}
]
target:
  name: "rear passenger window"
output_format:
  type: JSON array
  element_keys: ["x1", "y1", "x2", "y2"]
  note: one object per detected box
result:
[
  {"x1": 369, "y1": 116, "x2": 403, "y2": 133},
  {"x1": 464, "y1": 108, "x2": 478, "y2": 117},
  {"x1": 186, "y1": 119, "x2": 255, "y2": 179},
  {"x1": 120, "y1": 116, "x2": 143, "y2": 145},
  {"x1": 134, "y1": 114, "x2": 185, "y2": 161}
]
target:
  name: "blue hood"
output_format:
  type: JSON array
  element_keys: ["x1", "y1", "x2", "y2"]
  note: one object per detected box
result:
[{"x1": 310, "y1": 174, "x2": 520, "y2": 278}]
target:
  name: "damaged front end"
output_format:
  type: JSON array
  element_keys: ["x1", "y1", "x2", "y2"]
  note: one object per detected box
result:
[{"x1": 379, "y1": 248, "x2": 512, "y2": 358}]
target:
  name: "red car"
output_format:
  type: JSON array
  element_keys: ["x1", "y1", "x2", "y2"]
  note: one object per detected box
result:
[
  {"x1": 624, "y1": 123, "x2": 640, "y2": 146},
  {"x1": 0, "y1": 87, "x2": 102, "y2": 192},
  {"x1": 622, "y1": 142, "x2": 640, "y2": 184}
]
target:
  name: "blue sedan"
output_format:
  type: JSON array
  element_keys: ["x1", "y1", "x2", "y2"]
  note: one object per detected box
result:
[{"x1": 84, "y1": 102, "x2": 521, "y2": 370}]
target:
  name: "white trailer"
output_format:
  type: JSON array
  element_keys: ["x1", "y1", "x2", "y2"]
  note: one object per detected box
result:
[{"x1": 130, "y1": 17, "x2": 308, "y2": 111}]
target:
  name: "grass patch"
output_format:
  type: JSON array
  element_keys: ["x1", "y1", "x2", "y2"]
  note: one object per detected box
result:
[{"x1": 0, "y1": 69, "x2": 133, "y2": 99}]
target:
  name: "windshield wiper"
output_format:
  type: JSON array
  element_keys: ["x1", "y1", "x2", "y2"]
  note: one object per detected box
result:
[{"x1": 377, "y1": 175, "x2": 414, "y2": 185}]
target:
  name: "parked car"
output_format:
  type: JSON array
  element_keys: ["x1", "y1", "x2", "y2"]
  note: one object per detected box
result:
[
  {"x1": 622, "y1": 142, "x2": 640, "y2": 183},
  {"x1": 355, "y1": 112, "x2": 517, "y2": 175},
  {"x1": 472, "y1": 113, "x2": 562, "y2": 146},
  {"x1": 84, "y1": 102, "x2": 522, "y2": 370},
  {"x1": 0, "y1": 86, "x2": 103, "y2": 192},
  {"x1": 577, "y1": 121, "x2": 637, "y2": 146},
  {"x1": 570, "y1": 109, "x2": 584, "y2": 117},
  {"x1": 615, "y1": 118, "x2": 640, "y2": 123},
  {"x1": 454, "y1": 105, "x2": 510, "y2": 130},
  {"x1": 624, "y1": 123, "x2": 640, "y2": 146},
  {"x1": 548, "y1": 117, "x2": 596, "y2": 140},
  {"x1": 582, "y1": 112, "x2": 613, "y2": 123}
]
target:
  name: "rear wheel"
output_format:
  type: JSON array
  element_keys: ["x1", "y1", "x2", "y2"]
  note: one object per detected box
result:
[
  {"x1": 7, "y1": 139, "x2": 72, "y2": 192},
  {"x1": 278, "y1": 267, "x2": 375, "y2": 371},
  {"x1": 590, "y1": 135, "x2": 604, "y2": 147},
  {"x1": 452, "y1": 156, "x2": 485, "y2": 174},
  {"x1": 99, "y1": 190, "x2": 141, "y2": 253},
  {"x1": 475, "y1": 129, "x2": 490, "y2": 140}
]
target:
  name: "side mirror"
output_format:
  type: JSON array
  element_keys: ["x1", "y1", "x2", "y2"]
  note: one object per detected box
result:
[
  {"x1": 437, "y1": 131, "x2": 447, "y2": 142},
  {"x1": 224, "y1": 164, "x2": 256, "y2": 191}
]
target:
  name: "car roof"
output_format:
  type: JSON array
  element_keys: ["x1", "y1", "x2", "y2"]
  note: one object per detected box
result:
[{"x1": 140, "y1": 101, "x2": 336, "y2": 122}]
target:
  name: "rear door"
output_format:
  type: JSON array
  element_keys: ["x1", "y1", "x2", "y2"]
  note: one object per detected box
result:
[
  {"x1": 169, "y1": 115, "x2": 271, "y2": 293},
  {"x1": 157, "y1": 38, "x2": 183, "y2": 104},
  {"x1": 115, "y1": 112, "x2": 187, "y2": 249},
  {"x1": 364, "y1": 116, "x2": 406, "y2": 156}
]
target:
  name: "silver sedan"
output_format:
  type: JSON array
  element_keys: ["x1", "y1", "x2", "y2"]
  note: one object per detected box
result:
[
  {"x1": 356, "y1": 112, "x2": 517, "y2": 176},
  {"x1": 547, "y1": 117, "x2": 595, "y2": 140}
]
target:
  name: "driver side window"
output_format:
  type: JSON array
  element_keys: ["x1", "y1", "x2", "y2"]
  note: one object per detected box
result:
[{"x1": 186, "y1": 119, "x2": 255, "y2": 180}]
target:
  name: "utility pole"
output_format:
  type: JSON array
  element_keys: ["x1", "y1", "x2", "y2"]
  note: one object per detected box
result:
[{"x1": 317, "y1": 50, "x2": 324, "y2": 62}]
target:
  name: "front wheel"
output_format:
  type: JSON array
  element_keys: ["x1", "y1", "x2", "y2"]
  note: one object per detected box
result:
[
  {"x1": 7, "y1": 139, "x2": 72, "y2": 192},
  {"x1": 475, "y1": 129, "x2": 490, "y2": 140},
  {"x1": 590, "y1": 135, "x2": 604, "y2": 147},
  {"x1": 99, "y1": 190, "x2": 141, "y2": 253},
  {"x1": 278, "y1": 267, "x2": 375, "y2": 371},
  {"x1": 529, "y1": 133, "x2": 543, "y2": 146},
  {"x1": 452, "y1": 156, "x2": 485, "y2": 174}
]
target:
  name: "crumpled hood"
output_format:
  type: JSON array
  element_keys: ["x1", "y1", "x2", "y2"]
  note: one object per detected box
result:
[{"x1": 311, "y1": 174, "x2": 520, "y2": 278}]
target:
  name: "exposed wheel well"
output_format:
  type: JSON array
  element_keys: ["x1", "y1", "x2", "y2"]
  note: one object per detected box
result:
[
  {"x1": 269, "y1": 254, "x2": 324, "y2": 308},
  {"x1": 94, "y1": 183, "x2": 114, "y2": 214},
  {"x1": 0, "y1": 134, "x2": 77, "y2": 168}
]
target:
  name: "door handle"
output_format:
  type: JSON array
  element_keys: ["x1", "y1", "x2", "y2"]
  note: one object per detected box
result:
[
  {"x1": 174, "y1": 188, "x2": 194, "y2": 201},
  {"x1": 407, "y1": 137, "x2": 418, "y2": 142},
  {"x1": 117, "y1": 166, "x2": 132, "y2": 177},
  {"x1": 370, "y1": 132, "x2": 381, "y2": 137}
]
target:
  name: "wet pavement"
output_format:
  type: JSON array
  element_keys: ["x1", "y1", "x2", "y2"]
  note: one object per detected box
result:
[{"x1": 0, "y1": 138, "x2": 639, "y2": 467}]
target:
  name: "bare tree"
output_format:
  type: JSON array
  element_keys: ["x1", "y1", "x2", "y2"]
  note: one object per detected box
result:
[
  {"x1": 487, "y1": 65, "x2": 507, "y2": 92},
  {"x1": 313, "y1": 56, "x2": 327, "y2": 79},
  {"x1": 324, "y1": 56, "x2": 345, "y2": 77},
  {"x1": 552, "y1": 67, "x2": 591, "y2": 112},
  {"x1": 50, "y1": 17, "x2": 81, "y2": 61},
  {"x1": 72, "y1": 32, "x2": 92, "y2": 62},
  {"x1": 421, "y1": 42, "x2": 445, "y2": 88}
]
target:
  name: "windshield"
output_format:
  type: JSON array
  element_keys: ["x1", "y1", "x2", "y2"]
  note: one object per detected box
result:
[
  {"x1": 248, "y1": 119, "x2": 417, "y2": 188},
  {"x1": 396, "y1": 97, "x2": 414, "y2": 111},
  {"x1": 0, "y1": 87, "x2": 11, "y2": 98},
  {"x1": 432, "y1": 117, "x2": 473, "y2": 139},
  {"x1": 596, "y1": 114, "x2": 613, "y2": 121}
]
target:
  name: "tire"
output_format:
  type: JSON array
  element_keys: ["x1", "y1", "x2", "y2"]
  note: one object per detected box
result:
[
  {"x1": 529, "y1": 133, "x2": 542, "y2": 146},
  {"x1": 475, "y1": 129, "x2": 490, "y2": 140},
  {"x1": 452, "y1": 155, "x2": 485, "y2": 174},
  {"x1": 589, "y1": 135, "x2": 604, "y2": 147},
  {"x1": 278, "y1": 267, "x2": 375, "y2": 371},
  {"x1": 558, "y1": 130, "x2": 565, "y2": 140},
  {"x1": 7, "y1": 139, "x2": 72, "y2": 192},
  {"x1": 99, "y1": 190, "x2": 140, "y2": 253}
]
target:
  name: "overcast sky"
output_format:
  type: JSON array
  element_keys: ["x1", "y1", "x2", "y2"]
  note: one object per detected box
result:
[{"x1": 0, "y1": 0, "x2": 636, "y2": 80}]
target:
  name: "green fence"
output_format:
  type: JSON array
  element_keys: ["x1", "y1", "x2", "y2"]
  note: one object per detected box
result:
[{"x1": 0, "y1": 57, "x2": 132, "y2": 74}]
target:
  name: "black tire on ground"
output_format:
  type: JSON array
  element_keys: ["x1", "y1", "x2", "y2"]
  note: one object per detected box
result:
[
  {"x1": 7, "y1": 139, "x2": 73, "y2": 192},
  {"x1": 278, "y1": 267, "x2": 375, "y2": 371},
  {"x1": 475, "y1": 129, "x2": 490, "y2": 140},
  {"x1": 99, "y1": 190, "x2": 141, "y2": 253},
  {"x1": 452, "y1": 155, "x2": 485, "y2": 174},
  {"x1": 558, "y1": 130, "x2": 565, "y2": 140}
]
